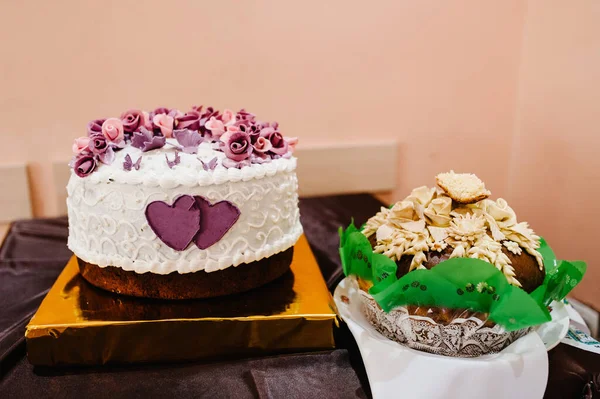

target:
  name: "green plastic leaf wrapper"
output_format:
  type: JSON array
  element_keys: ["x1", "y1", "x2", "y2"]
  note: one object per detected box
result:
[
  {"x1": 339, "y1": 221, "x2": 586, "y2": 332},
  {"x1": 339, "y1": 222, "x2": 373, "y2": 280},
  {"x1": 339, "y1": 221, "x2": 398, "y2": 285}
]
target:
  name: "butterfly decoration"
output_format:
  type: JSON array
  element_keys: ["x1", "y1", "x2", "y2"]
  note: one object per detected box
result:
[
  {"x1": 165, "y1": 150, "x2": 181, "y2": 169},
  {"x1": 200, "y1": 157, "x2": 218, "y2": 171},
  {"x1": 131, "y1": 127, "x2": 166, "y2": 152},
  {"x1": 173, "y1": 129, "x2": 204, "y2": 154},
  {"x1": 123, "y1": 154, "x2": 142, "y2": 171}
]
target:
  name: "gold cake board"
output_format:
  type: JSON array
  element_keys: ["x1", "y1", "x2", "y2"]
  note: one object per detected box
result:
[{"x1": 25, "y1": 235, "x2": 336, "y2": 366}]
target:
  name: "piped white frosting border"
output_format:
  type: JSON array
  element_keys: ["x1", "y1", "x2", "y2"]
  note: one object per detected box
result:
[{"x1": 69, "y1": 221, "x2": 303, "y2": 274}]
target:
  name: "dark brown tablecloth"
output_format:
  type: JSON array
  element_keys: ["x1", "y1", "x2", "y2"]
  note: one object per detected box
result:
[{"x1": 0, "y1": 194, "x2": 598, "y2": 398}]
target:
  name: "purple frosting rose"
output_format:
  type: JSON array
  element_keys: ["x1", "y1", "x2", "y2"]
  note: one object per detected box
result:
[
  {"x1": 176, "y1": 111, "x2": 201, "y2": 131},
  {"x1": 88, "y1": 134, "x2": 108, "y2": 154},
  {"x1": 223, "y1": 131, "x2": 252, "y2": 161},
  {"x1": 186, "y1": 106, "x2": 220, "y2": 134},
  {"x1": 120, "y1": 109, "x2": 146, "y2": 133},
  {"x1": 86, "y1": 119, "x2": 106, "y2": 136},
  {"x1": 152, "y1": 107, "x2": 170, "y2": 116},
  {"x1": 247, "y1": 124, "x2": 261, "y2": 144},
  {"x1": 73, "y1": 153, "x2": 97, "y2": 177},
  {"x1": 260, "y1": 127, "x2": 288, "y2": 155},
  {"x1": 236, "y1": 109, "x2": 256, "y2": 122}
]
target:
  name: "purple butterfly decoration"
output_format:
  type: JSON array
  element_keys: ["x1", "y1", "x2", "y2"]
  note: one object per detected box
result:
[
  {"x1": 123, "y1": 154, "x2": 142, "y2": 171},
  {"x1": 173, "y1": 129, "x2": 204, "y2": 154},
  {"x1": 165, "y1": 150, "x2": 180, "y2": 169},
  {"x1": 132, "y1": 127, "x2": 166, "y2": 152},
  {"x1": 200, "y1": 157, "x2": 218, "y2": 171}
]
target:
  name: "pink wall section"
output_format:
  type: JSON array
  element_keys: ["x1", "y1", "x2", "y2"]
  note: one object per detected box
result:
[
  {"x1": 0, "y1": 1, "x2": 598, "y2": 305},
  {"x1": 0, "y1": 1, "x2": 525, "y2": 215},
  {"x1": 507, "y1": 0, "x2": 600, "y2": 306}
]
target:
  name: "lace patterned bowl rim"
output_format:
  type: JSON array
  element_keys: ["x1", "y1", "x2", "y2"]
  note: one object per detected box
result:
[{"x1": 334, "y1": 276, "x2": 570, "y2": 354}]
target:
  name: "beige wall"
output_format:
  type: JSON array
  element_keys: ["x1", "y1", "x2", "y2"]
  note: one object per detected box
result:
[
  {"x1": 508, "y1": 0, "x2": 600, "y2": 306},
  {"x1": 0, "y1": 0, "x2": 525, "y2": 215},
  {"x1": 0, "y1": 1, "x2": 598, "y2": 304}
]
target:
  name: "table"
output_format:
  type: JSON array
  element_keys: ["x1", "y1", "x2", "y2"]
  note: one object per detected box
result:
[{"x1": 0, "y1": 194, "x2": 598, "y2": 398}]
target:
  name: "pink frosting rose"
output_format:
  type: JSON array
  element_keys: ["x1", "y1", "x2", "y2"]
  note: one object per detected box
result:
[
  {"x1": 152, "y1": 114, "x2": 175, "y2": 138},
  {"x1": 286, "y1": 137, "x2": 298, "y2": 153},
  {"x1": 252, "y1": 136, "x2": 272, "y2": 153},
  {"x1": 205, "y1": 116, "x2": 226, "y2": 139},
  {"x1": 260, "y1": 128, "x2": 288, "y2": 155},
  {"x1": 101, "y1": 118, "x2": 125, "y2": 143},
  {"x1": 120, "y1": 109, "x2": 146, "y2": 133},
  {"x1": 142, "y1": 111, "x2": 153, "y2": 130},
  {"x1": 223, "y1": 131, "x2": 252, "y2": 162},
  {"x1": 72, "y1": 137, "x2": 90, "y2": 154},
  {"x1": 221, "y1": 109, "x2": 236, "y2": 126},
  {"x1": 151, "y1": 107, "x2": 183, "y2": 121}
]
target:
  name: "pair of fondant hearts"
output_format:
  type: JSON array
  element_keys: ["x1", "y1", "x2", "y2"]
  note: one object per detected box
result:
[{"x1": 145, "y1": 195, "x2": 240, "y2": 251}]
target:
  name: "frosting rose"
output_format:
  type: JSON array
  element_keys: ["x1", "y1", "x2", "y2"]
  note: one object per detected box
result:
[
  {"x1": 199, "y1": 107, "x2": 219, "y2": 134},
  {"x1": 204, "y1": 116, "x2": 226, "y2": 139},
  {"x1": 73, "y1": 153, "x2": 97, "y2": 177},
  {"x1": 88, "y1": 134, "x2": 109, "y2": 154},
  {"x1": 120, "y1": 109, "x2": 146, "y2": 133},
  {"x1": 260, "y1": 128, "x2": 288, "y2": 155},
  {"x1": 219, "y1": 125, "x2": 240, "y2": 144},
  {"x1": 252, "y1": 136, "x2": 272, "y2": 153},
  {"x1": 152, "y1": 114, "x2": 175, "y2": 138},
  {"x1": 86, "y1": 119, "x2": 106, "y2": 136},
  {"x1": 176, "y1": 111, "x2": 201, "y2": 131},
  {"x1": 151, "y1": 107, "x2": 183, "y2": 120},
  {"x1": 72, "y1": 137, "x2": 90, "y2": 154},
  {"x1": 142, "y1": 111, "x2": 153, "y2": 130},
  {"x1": 153, "y1": 107, "x2": 169, "y2": 115},
  {"x1": 286, "y1": 137, "x2": 298, "y2": 153},
  {"x1": 101, "y1": 118, "x2": 124, "y2": 143},
  {"x1": 221, "y1": 109, "x2": 236, "y2": 126},
  {"x1": 236, "y1": 109, "x2": 255, "y2": 122},
  {"x1": 223, "y1": 131, "x2": 252, "y2": 161}
]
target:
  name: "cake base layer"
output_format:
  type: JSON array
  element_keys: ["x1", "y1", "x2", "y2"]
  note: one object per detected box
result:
[{"x1": 78, "y1": 247, "x2": 294, "y2": 300}]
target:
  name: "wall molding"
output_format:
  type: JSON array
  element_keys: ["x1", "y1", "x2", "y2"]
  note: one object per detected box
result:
[
  {"x1": 52, "y1": 161, "x2": 71, "y2": 217},
  {"x1": 0, "y1": 163, "x2": 32, "y2": 221},
  {"x1": 295, "y1": 140, "x2": 398, "y2": 197}
]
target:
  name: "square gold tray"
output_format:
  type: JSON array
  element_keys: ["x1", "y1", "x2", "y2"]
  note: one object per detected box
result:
[{"x1": 26, "y1": 235, "x2": 336, "y2": 366}]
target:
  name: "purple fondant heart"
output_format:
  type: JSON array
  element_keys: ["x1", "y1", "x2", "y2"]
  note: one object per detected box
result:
[
  {"x1": 146, "y1": 195, "x2": 201, "y2": 251},
  {"x1": 193, "y1": 196, "x2": 241, "y2": 250}
]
